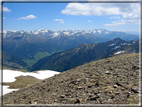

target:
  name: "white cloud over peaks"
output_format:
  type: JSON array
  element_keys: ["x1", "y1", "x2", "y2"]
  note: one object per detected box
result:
[
  {"x1": 110, "y1": 16, "x2": 120, "y2": 19},
  {"x1": 53, "y1": 19, "x2": 64, "y2": 22},
  {"x1": 53, "y1": 19, "x2": 64, "y2": 24},
  {"x1": 61, "y1": 3, "x2": 140, "y2": 25},
  {"x1": 3, "y1": 6, "x2": 11, "y2": 12},
  {"x1": 61, "y1": 3, "x2": 122, "y2": 16},
  {"x1": 88, "y1": 20, "x2": 91, "y2": 22},
  {"x1": 104, "y1": 19, "x2": 126, "y2": 26},
  {"x1": 18, "y1": 14, "x2": 36, "y2": 20}
]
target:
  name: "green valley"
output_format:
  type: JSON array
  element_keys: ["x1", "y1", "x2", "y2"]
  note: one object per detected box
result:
[{"x1": 23, "y1": 52, "x2": 50, "y2": 66}]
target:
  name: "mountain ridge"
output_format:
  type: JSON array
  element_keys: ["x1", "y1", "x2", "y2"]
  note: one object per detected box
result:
[
  {"x1": 2, "y1": 29, "x2": 139, "y2": 39},
  {"x1": 2, "y1": 51, "x2": 28, "y2": 70},
  {"x1": 31, "y1": 38, "x2": 139, "y2": 72},
  {"x1": 2, "y1": 29, "x2": 139, "y2": 61}
]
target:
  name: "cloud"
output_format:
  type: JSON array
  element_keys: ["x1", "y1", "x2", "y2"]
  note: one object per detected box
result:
[
  {"x1": 88, "y1": 20, "x2": 91, "y2": 22},
  {"x1": 104, "y1": 19, "x2": 126, "y2": 26},
  {"x1": 53, "y1": 19, "x2": 64, "y2": 24},
  {"x1": 61, "y1": 3, "x2": 140, "y2": 25},
  {"x1": 110, "y1": 16, "x2": 120, "y2": 19},
  {"x1": 3, "y1": 17, "x2": 5, "y2": 19},
  {"x1": 53, "y1": 19, "x2": 64, "y2": 22},
  {"x1": 1, "y1": 0, "x2": 11, "y2": 12},
  {"x1": 3, "y1": 6, "x2": 11, "y2": 12},
  {"x1": 17, "y1": 14, "x2": 36, "y2": 20},
  {"x1": 61, "y1": 3, "x2": 122, "y2": 16}
]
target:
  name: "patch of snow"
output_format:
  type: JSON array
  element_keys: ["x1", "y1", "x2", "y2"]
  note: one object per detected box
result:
[
  {"x1": 112, "y1": 45, "x2": 120, "y2": 50},
  {"x1": 33, "y1": 29, "x2": 48, "y2": 35},
  {"x1": 8, "y1": 30, "x2": 17, "y2": 33},
  {"x1": 53, "y1": 32, "x2": 60, "y2": 38},
  {"x1": 98, "y1": 30, "x2": 101, "y2": 34},
  {"x1": 81, "y1": 31, "x2": 90, "y2": 35},
  {"x1": 114, "y1": 51, "x2": 124, "y2": 55},
  {"x1": 108, "y1": 43, "x2": 116, "y2": 46},
  {"x1": 19, "y1": 31, "x2": 24, "y2": 34},
  {"x1": 81, "y1": 32, "x2": 86, "y2": 35},
  {"x1": 34, "y1": 31, "x2": 39, "y2": 34},
  {"x1": 114, "y1": 46, "x2": 120, "y2": 49},
  {"x1": 28, "y1": 31, "x2": 32, "y2": 34},
  {"x1": 3, "y1": 30, "x2": 7, "y2": 34},
  {"x1": 74, "y1": 31, "x2": 79, "y2": 34},
  {"x1": 2, "y1": 70, "x2": 60, "y2": 95},
  {"x1": 39, "y1": 29, "x2": 48, "y2": 33},
  {"x1": 63, "y1": 32, "x2": 70, "y2": 35},
  {"x1": 105, "y1": 31, "x2": 108, "y2": 34},
  {"x1": 122, "y1": 43, "x2": 127, "y2": 45},
  {"x1": 92, "y1": 30, "x2": 96, "y2": 33},
  {"x1": 71, "y1": 32, "x2": 75, "y2": 35},
  {"x1": 3, "y1": 86, "x2": 19, "y2": 95},
  {"x1": 3, "y1": 70, "x2": 60, "y2": 82}
]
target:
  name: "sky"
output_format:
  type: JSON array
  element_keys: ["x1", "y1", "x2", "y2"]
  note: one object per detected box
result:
[{"x1": 2, "y1": 0, "x2": 141, "y2": 32}]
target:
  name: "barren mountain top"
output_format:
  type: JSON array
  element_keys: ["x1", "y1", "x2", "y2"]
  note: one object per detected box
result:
[{"x1": 3, "y1": 53, "x2": 140, "y2": 105}]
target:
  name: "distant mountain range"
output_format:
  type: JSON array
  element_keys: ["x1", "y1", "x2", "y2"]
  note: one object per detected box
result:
[
  {"x1": 31, "y1": 38, "x2": 139, "y2": 72},
  {"x1": 3, "y1": 29, "x2": 139, "y2": 41},
  {"x1": 2, "y1": 29, "x2": 139, "y2": 61},
  {"x1": 124, "y1": 31, "x2": 139, "y2": 35}
]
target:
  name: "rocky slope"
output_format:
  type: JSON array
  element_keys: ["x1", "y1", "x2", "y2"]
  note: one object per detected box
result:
[{"x1": 2, "y1": 53, "x2": 140, "y2": 105}]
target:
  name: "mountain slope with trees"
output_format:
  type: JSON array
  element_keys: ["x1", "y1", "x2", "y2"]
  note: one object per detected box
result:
[
  {"x1": 31, "y1": 38, "x2": 139, "y2": 72},
  {"x1": 2, "y1": 51, "x2": 28, "y2": 70}
]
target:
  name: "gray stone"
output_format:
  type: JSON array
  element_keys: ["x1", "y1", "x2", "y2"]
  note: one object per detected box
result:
[
  {"x1": 105, "y1": 71, "x2": 111, "y2": 74},
  {"x1": 60, "y1": 95, "x2": 66, "y2": 98},
  {"x1": 77, "y1": 86, "x2": 83, "y2": 89},
  {"x1": 131, "y1": 87, "x2": 139, "y2": 93},
  {"x1": 113, "y1": 85, "x2": 118, "y2": 88}
]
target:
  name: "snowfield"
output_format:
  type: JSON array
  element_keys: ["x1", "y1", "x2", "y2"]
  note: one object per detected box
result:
[
  {"x1": 3, "y1": 86, "x2": 19, "y2": 95},
  {"x1": 114, "y1": 51, "x2": 125, "y2": 55},
  {"x1": 2, "y1": 70, "x2": 60, "y2": 95}
]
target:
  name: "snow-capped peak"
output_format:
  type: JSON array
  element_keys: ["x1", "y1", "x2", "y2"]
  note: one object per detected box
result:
[
  {"x1": 33, "y1": 29, "x2": 48, "y2": 35},
  {"x1": 52, "y1": 31, "x2": 60, "y2": 38},
  {"x1": 3, "y1": 30, "x2": 7, "y2": 34},
  {"x1": 38, "y1": 28, "x2": 48, "y2": 32},
  {"x1": 63, "y1": 31, "x2": 70, "y2": 35},
  {"x1": 105, "y1": 31, "x2": 109, "y2": 34},
  {"x1": 98, "y1": 29, "x2": 102, "y2": 34},
  {"x1": 2, "y1": 29, "x2": 110, "y2": 36},
  {"x1": 3, "y1": 30, "x2": 17, "y2": 34}
]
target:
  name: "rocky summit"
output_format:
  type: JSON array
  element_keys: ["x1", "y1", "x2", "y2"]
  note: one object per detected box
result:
[{"x1": 3, "y1": 53, "x2": 140, "y2": 105}]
